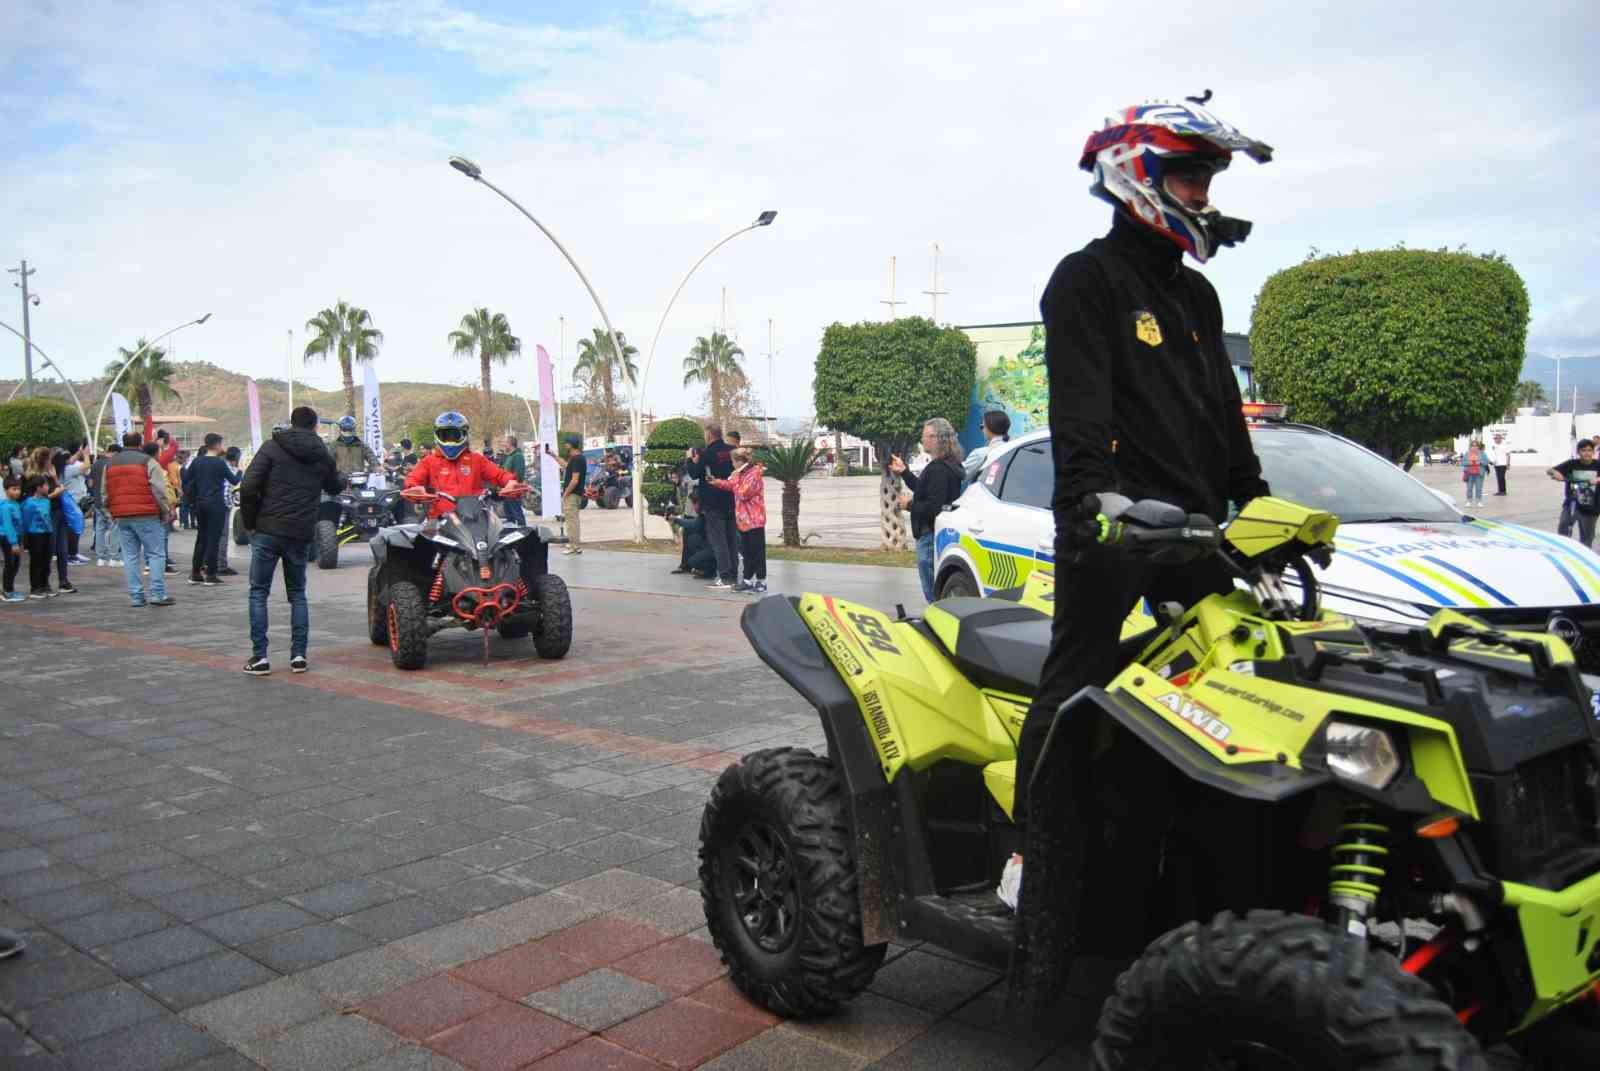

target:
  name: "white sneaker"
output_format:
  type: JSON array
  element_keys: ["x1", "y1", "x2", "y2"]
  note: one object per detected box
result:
[{"x1": 707, "y1": 578, "x2": 731, "y2": 590}]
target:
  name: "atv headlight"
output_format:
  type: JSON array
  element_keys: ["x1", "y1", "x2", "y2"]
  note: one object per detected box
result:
[{"x1": 1325, "y1": 721, "x2": 1401, "y2": 790}]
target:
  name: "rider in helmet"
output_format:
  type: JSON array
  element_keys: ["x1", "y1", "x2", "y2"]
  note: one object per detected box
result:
[
  {"x1": 403, "y1": 411, "x2": 524, "y2": 519},
  {"x1": 331, "y1": 414, "x2": 376, "y2": 478},
  {"x1": 1018, "y1": 98, "x2": 1274, "y2": 817}
]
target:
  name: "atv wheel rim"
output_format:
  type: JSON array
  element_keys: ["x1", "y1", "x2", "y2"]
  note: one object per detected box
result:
[{"x1": 730, "y1": 821, "x2": 798, "y2": 954}]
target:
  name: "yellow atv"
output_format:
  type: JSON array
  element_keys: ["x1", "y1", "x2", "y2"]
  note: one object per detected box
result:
[{"x1": 699, "y1": 496, "x2": 1600, "y2": 1069}]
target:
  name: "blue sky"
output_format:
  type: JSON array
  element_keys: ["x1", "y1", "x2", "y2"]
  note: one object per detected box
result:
[{"x1": 2, "y1": 0, "x2": 1597, "y2": 424}]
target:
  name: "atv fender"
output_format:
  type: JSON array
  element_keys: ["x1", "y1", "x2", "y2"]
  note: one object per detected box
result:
[{"x1": 741, "y1": 596, "x2": 899, "y2": 946}]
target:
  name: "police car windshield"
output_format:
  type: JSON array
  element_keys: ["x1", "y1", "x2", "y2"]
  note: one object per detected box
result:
[{"x1": 1248, "y1": 427, "x2": 1457, "y2": 525}]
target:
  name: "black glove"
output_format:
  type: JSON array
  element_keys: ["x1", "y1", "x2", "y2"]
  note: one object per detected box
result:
[{"x1": 1059, "y1": 492, "x2": 1109, "y2": 552}]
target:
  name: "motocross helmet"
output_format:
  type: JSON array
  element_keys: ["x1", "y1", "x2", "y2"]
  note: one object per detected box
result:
[
  {"x1": 337, "y1": 415, "x2": 357, "y2": 435},
  {"x1": 1080, "y1": 99, "x2": 1272, "y2": 263},
  {"x1": 434, "y1": 410, "x2": 470, "y2": 461}
]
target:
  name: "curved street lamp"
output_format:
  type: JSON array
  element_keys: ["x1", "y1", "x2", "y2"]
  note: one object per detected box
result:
[
  {"x1": 0, "y1": 321, "x2": 94, "y2": 445},
  {"x1": 92, "y1": 314, "x2": 213, "y2": 454},
  {"x1": 629, "y1": 211, "x2": 777, "y2": 541}
]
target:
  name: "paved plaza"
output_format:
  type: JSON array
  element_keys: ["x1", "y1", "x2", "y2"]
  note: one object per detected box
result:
[{"x1": 0, "y1": 462, "x2": 1575, "y2": 1070}]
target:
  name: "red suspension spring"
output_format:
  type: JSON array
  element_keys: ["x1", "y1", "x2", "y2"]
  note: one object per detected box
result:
[
  {"x1": 429, "y1": 566, "x2": 445, "y2": 603},
  {"x1": 515, "y1": 578, "x2": 529, "y2": 600}
]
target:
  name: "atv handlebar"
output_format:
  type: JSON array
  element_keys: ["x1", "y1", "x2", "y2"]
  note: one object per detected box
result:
[{"x1": 400, "y1": 483, "x2": 528, "y2": 505}]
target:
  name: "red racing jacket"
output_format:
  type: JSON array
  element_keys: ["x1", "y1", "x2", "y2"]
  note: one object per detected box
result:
[{"x1": 404, "y1": 448, "x2": 516, "y2": 518}]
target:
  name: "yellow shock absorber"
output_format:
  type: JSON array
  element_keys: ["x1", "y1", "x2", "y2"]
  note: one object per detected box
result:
[{"x1": 1328, "y1": 808, "x2": 1390, "y2": 924}]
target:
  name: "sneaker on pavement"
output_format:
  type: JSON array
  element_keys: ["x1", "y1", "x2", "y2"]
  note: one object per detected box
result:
[
  {"x1": 129, "y1": 599, "x2": 146, "y2": 608},
  {"x1": 732, "y1": 580, "x2": 752, "y2": 592},
  {"x1": 29, "y1": 591, "x2": 50, "y2": 600},
  {"x1": 753, "y1": 581, "x2": 768, "y2": 594},
  {"x1": 164, "y1": 563, "x2": 178, "y2": 574},
  {"x1": 3, "y1": 592, "x2": 25, "y2": 603},
  {"x1": 69, "y1": 555, "x2": 91, "y2": 566},
  {"x1": 219, "y1": 567, "x2": 239, "y2": 576},
  {"x1": 708, "y1": 578, "x2": 732, "y2": 590},
  {"x1": 57, "y1": 583, "x2": 77, "y2": 594},
  {"x1": 244, "y1": 658, "x2": 271, "y2": 676},
  {"x1": 96, "y1": 559, "x2": 110, "y2": 567},
  {"x1": 289, "y1": 655, "x2": 308, "y2": 673},
  {"x1": 202, "y1": 575, "x2": 222, "y2": 586},
  {"x1": 188, "y1": 575, "x2": 204, "y2": 585},
  {"x1": 148, "y1": 596, "x2": 175, "y2": 607},
  {"x1": 670, "y1": 566, "x2": 691, "y2": 575}
]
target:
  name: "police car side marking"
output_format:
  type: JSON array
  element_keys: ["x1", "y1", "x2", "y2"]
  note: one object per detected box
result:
[
  {"x1": 1340, "y1": 551, "x2": 1452, "y2": 604},
  {"x1": 1472, "y1": 519, "x2": 1600, "y2": 598},
  {"x1": 1417, "y1": 554, "x2": 1514, "y2": 606}
]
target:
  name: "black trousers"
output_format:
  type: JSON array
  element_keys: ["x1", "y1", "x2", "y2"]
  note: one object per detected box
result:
[
  {"x1": 1, "y1": 537, "x2": 17, "y2": 593},
  {"x1": 25, "y1": 532, "x2": 52, "y2": 592},
  {"x1": 739, "y1": 527, "x2": 767, "y2": 581},
  {"x1": 1015, "y1": 536, "x2": 1234, "y2": 821},
  {"x1": 1493, "y1": 465, "x2": 1508, "y2": 495},
  {"x1": 703, "y1": 508, "x2": 740, "y2": 583},
  {"x1": 194, "y1": 502, "x2": 226, "y2": 577}
]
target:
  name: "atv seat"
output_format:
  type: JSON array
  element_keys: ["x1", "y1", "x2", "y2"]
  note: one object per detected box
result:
[{"x1": 925, "y1": 598, "x2": 1160, "y2": 695}]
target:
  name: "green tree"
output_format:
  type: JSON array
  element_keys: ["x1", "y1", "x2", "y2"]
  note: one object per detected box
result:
[
  {"x1": 573, "y1": 327, "x2": 638, "y2": 438},
  {"x1": 1514, "y1": 379, "x2": 1547, "y2": 409},
  {"x1": 1251, "y1": 248, "x2": 1528, "y2": 465},
  {"x1": 681, "y1": 331, "x2": 744, "y2": 430},
  {"x1": 642, "y1": 416, "x2": 704, "y2": 517},
  {"x1": 756, "y1": 436, "x2": 821, "y2": 546},
  {"x1": 814, "y1": 317, "x2": 975, "y2": 548},
  {"x1": 0, "y1": 398, "x2": 82, "y2": 460},
  {"x1": 448, "y1": 308, "x2": 521, "y2": 433},
  {"x1": 304, "y1": 301, "x2": 384, "y2": 419},
  {"x1": 107, "y1": 340, "x2": 182, "y2": 429}
]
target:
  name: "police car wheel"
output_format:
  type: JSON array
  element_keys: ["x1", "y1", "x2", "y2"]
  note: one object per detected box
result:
[{"x1": 937, "y1": 569, "x2": 979, "y2": 600}]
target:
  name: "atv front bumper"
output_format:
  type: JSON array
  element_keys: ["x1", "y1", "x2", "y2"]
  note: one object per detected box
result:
[{"x1": 1504, "y1": 867, "x2": 1600, "y2": 1028}]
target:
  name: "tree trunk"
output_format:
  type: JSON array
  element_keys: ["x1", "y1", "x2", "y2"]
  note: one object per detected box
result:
[
  {"x1": 834, "y1": 430, "x2": 846, "y2": 476},
  {"x1": 602, "y1": 376, "x2": 616, "y2": 440},
  {"x1": 711, "y1": 374, "x2": 721, "y2": 431},
  {"x1": 480, "y1": 351, "x2": 493, "y2": 435},
  {"x1": 137, "y1": 385, "x2": 153, "y2": 430},
  {"x1": 340, "y1": 355, "x2": 356, "y2": 418},
  {"x1": 880, "y1": 470, "x2": 908, "y2": 550},
  {"x1": 781, "y1": 480, "x2": 801, "y2": 546}
]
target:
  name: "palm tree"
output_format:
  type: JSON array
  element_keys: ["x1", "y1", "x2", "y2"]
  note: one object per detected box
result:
[
  {"x1": 573, "y1": 327, "x2": 638, "y2": 438},
  {"x1": 107, "y1": 340, "x2": 182, "y2": 428},
  {"x1": 1514, "y1": 379, "x2": 1547, "y2": 409},
  {"x1": 681, "y1": 331, "x2": 745, "y2": 430},
  {"x1": 757, "y1": 437, "x2": 821, "y2": 546},
  {"x1": 448, "y1": 308, "x2": 521, "y2": 431},
  {"x1": 304, "y1": 301, "x2": 384, "y2": 417}
]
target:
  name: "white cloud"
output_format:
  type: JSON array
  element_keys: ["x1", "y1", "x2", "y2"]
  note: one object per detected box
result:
[{"x1": 2, "y1": 0, "x2": 1596, "y2": 426}]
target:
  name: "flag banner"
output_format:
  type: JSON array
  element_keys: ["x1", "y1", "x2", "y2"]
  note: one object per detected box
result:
[
  {"x1": 537, "y1": 344, "x2": 560, "y2": 519},
  {"x1": 110, "y1": 392, "x2": 133, "y2": 443},
  {"x1": 245, "y1": 378, "x2": 262, "y2": 453},
  {"x1": 361, "y1": 362, "x2": 384, "y2": 468}
]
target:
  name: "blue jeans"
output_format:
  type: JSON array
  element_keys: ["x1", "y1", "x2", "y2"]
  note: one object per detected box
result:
[
  {"x1": 93, "y1": 508, "x2": 116, "y2": 560},
  {"x1": 1464, "y1": 472, "x2": 1485, "y2": 500},
  {"x1": 118, "y1": 517, "x2": 168, "y2": 604},
  {"x1": 249, "y1": 532, "x2": 310, "y2": 660},
  {"x1": 916, "y1": 532, "x2": 936, "y2": 602}
]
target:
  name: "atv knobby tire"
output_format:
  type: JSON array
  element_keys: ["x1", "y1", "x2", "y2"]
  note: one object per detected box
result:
[
  {"x1": 530, "y1": 573, "x2": 572, "y2": 659},
  {"x1": 366, "y1": 566, "x2": 388, "y2": 647},
  {"x1": 699, "y1": 747, "x2": 886, "y2": 1018},
  {"x1": 385, "y1": 579, "x2": 429, "y2": 670},
  {"x1": 497, "y1": 615, "x2": 533, "y2": 640},
  {"x1": 1093, "y1": 911, "x2": 1484, "y2": 1071},
  {"x1": 316, "y1": 520, "x2": 339, "y2": 570}
]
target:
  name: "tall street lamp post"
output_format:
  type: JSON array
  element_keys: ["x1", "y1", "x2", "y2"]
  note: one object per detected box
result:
[
  {"x1": 629, "y1": 211, "x2": 777, "y2": 541},
  {"x1": 93, "y1": 314, "x2": 213, "y2": 454},
  {"x1": 0, "y1": 321, "x2": 94, "y2": 444}
]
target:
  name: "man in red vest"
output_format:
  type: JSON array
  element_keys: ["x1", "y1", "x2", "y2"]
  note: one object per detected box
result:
[{"x1": 103, "y1": 431, "x2": 174, "y2": 607}]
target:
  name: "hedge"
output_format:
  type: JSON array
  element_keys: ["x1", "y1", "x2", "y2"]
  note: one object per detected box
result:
[
  {"x1": 0, "y1": 399, "x2": 85, "y2": 462},
  {"x1": 643, "y1": 416, "x2": 704, "y2": 515}
]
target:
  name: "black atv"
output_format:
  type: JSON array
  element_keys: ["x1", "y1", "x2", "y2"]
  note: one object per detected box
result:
[
  {"x1": 316, "y1": 471, "x2": 402, "y2": 570},
  {"x1": 367, "y1": 485, "x2": 572, "y2": 670}
]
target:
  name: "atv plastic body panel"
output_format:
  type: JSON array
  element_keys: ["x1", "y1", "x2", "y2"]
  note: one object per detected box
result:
[{"x1": 1502, "y1": 869, "x2": 1600, "y2": 1027}]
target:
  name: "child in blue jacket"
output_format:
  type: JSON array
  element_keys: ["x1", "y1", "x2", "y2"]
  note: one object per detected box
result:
[
  {"x1": 0, "y1": 476, "x2": 23, "y2": 601},
  {"x1": 21, "y1": 475, "x2": 56, "y2": 598}
]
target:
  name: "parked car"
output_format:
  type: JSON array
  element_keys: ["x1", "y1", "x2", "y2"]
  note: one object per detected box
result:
[{"x1": 935, "y1": 413, "x2": 1600, "y2": 670}]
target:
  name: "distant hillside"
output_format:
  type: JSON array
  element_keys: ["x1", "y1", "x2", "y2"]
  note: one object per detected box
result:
[{"x1": 2, "y1": 361, "x2": 554, "y2": 447}]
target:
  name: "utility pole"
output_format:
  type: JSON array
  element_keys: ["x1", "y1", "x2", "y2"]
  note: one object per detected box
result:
[
  {"x1": 8, "y1": 260, "x2": 36, "y2": 397},
  {"x1": 286, "y1": 329, "x2": 295, "y2": 417},
  {"x1": 880, "y1": 256, "x2": 905, "y2": 321},
  {"x1": 766, "y1": 318, "x2": 775, "y2": 436},
  {"x1": 922, "y1": 242, "x2": 948, "y2": 323},
  {"x1": 558, "y1": 315, "x2": 565, "y2": 430}
]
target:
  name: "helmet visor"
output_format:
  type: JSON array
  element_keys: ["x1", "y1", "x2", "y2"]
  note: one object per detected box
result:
[{"x1": 434, "y1": 425, "x2": 467, "y2": 445}]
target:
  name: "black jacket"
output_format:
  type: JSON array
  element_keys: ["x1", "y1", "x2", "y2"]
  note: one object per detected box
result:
[
  {"x1": 1042, "y1": 211, "x2": 1268, "y2": 524},
  {"x1": 901, "y1": 458, "x2": 963, "y2": 539},
  {"x1": 685, "y1": 439, "x2": 734, "y2": 512},
  {"x1": 183, "y1": 454, "x2": 240, "y2": 509},
  {"x1": 239, "y1": 428, "x2": 341, "y2": 541}
]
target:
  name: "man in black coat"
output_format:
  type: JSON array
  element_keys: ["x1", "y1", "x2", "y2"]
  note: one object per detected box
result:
[
  {"x1": 238, "y1": 406, "x2": 341, "y2": 677},
  {"x1": 684, "y1": 423, "x2": 738, "y2": 588}
]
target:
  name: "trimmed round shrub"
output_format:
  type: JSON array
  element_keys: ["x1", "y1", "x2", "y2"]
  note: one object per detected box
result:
[
  {"x1": 644, "y1": 416, "x2": 705, "y2": 516},
  {"x1": 0, "y1": 399, "x2": 84, "y2": 462}
]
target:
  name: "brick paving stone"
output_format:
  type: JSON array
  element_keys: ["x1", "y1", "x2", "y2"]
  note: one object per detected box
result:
[
  {"x1": 619, "y1": 848, "x2": 701, "y2": 887},
  {"x1": 0, "y1": 950, "x2": 118, "y2": 1010},
  {"x1": 525, "y1": 968, "x2": 667, "y2": 1031},
  {"x1": 872, "y1": 1019, "x2": 1068, "y2": 1070},
  {"x1": 441, "y1": 837, "x2": 546, "y2": 872},
  {"x1": 524, "y1": 1035, "x2": 672, "y2": 1070},
  {"x1": 681, "y1": 979, "x2": 780, "y2": 1027},
  {"x1": 776, "y1": 992, "x2": 933, "y2": 1062},
  {"x1": 53, "y1": 905, "x2": 173, "y2": 949},
  {"x1": 616, "y1": 889, "x2": 710, "y2": 937},
  {"x1": 496, "y1": 851, "x2": 608, "y2": 891},
  {"x1": 243, "y1": 921, "x2": 376, "y2": 973},
  {"x1": 373, "y1": 858, "x2": 482, "y2": 893},
  {"x1": 463, "y1": 805, "x2": 560, "y2": 835},
  {"x1": 349, "y1": 1048, "x2": 468, "y2": 1071},
  {"x1": 92, "y1": 925, "x2": 227, "y2": 977},
  {"x1": 866, "y1": 949, "x2": 999, "y2": 1016},
  {"x1": 451, "y1": 941, "x2": 589, "y2": 1001},
  {"x1": 553, "y1": 870, "x2": 676, "y2": 912},
  {"x1": 14, "y1": 880, "x2": 138, "y2": 924},
  {"x1": 473, "y1": 893, "x2": 600, "y2": 946},
  {"x1": 0, "y1": 861, "x2": 98, "y2": 900},
  {"x1": 197, "y1": 901, "x2": 321, "y2": 947},
  {"x1": 519, "y1": 819, "x2": 610, "y2": 849},
  {"x1": 699, "y1": 1029, "x2": 862, "y2": 1070},
  {"x1": 245, "y1": 1013, "x2": 402, "y2": 1071},
  {"x1": 177, "y1": 1052, "x2": 269, "y2": 1071},
  {"x1": 159, "y1": 881, "x2": 277, "y2": 922},
  {"x1": 22, "y1": 981, "x2": 167, "y2": 1048},
  {"x1": 115, "y1": 863, "x2": 224, "y2": 898},
  {"x1": 245, "y1": 857, "x2": 362, "y2": 897},
  {"x1": 340, "y1": 897, "x2": 468, "y2": 942},
  {"x1": 612, "y1": 936, "x2": 727, "y2": 996},
  {"x1": 183, "y1": 977, "x2": 337, "y2": 1046},
  {"x1": 139, "y1": 949, "x2": 280, "y2": 1010},
  {"x1": 79, "y1": 845, "x2": 188, "y2": 878},
  {"x1": 289, "y1": 877, "x2": 408, "y2": 918},
  {"x1": 601, "y1": 995, "x2": 767, "y2": 1070},
  {"x1": 390, "y1": 920, "x2": 511, "y2": 971},
  {"x1": 57, "y1": 1015, "x2": 223, "y2": 1071},
  {"x1": 296, "y1": 947, "x2": 433, "y2": 1006},
  {"x1": 360, "y1": 973, "x2": 507, "y2": 1040},
  {"x1": 539, "y1": 915, "x2": 671, "y2": 967},
  {"x1": 426, "y1": 1003, "x2": 586, "y2": 1071}
]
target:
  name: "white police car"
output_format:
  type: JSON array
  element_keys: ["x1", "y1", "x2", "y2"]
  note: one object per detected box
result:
[{"x1": 934, "y1": 411, "x2": 1600, "y2": 670}]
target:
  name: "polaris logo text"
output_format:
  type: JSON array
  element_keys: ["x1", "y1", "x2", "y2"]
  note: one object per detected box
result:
[{"x1": 1155, "y1": 691, "x2": 1232, "y2": 742}]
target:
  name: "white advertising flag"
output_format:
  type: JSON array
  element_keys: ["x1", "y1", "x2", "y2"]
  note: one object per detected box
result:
[
  {"x1": 110, "y1": 392, "x2": 133, "y2": 443},
  {"x1": 361, "y1": 363, "x2": 384, "y2": 465},
  {"x1": 537, "y1": 344, "x2": 561, "y2": 519}
]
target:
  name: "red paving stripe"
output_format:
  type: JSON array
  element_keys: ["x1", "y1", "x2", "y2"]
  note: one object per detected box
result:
[
  {"x1": 12, "y1": 617, "x2": 740, "y2": 773},
  {"x1": 318, "y1": 647, "x2": 687, "y2": 693}
]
